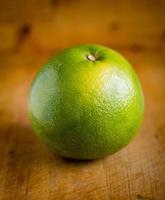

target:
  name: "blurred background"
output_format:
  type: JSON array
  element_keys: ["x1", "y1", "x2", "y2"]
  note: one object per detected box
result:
[{"x1": 0, "y1": 0, "x2": 165, "y2": 199}]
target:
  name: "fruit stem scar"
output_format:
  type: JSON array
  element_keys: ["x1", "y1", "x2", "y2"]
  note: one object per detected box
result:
[{"x1": 87, "y1": 54, "x2": 96, "y2": 61}]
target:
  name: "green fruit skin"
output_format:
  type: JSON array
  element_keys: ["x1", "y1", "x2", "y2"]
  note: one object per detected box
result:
[{"x1": 28, "y1": 44, "x2": 144, "y2": 160}]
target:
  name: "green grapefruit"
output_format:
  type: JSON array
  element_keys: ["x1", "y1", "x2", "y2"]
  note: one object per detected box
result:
[{"x1": 28, "y1": 44, "x2": 144, "y2": 159}]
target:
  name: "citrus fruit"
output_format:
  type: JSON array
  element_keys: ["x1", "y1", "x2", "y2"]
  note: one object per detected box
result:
[{"x1": 28, "y1": 44, "x2": 144, "y2": 159}]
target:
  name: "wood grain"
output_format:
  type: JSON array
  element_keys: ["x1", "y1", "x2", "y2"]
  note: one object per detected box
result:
[{"x1": 0, "y1": 0, "x2": 165, "y2": 199}]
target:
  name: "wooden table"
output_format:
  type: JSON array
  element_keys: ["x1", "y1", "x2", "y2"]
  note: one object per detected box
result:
[{"x1": 0, "y1": 0, "x2": 165, "y2": 199}]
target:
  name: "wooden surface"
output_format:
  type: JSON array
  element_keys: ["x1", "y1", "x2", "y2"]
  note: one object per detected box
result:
[{"x1": 0, "y1": 0, "x2": 165, "y2": 199}]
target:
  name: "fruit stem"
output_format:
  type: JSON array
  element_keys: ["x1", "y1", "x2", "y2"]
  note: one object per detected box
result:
[{"x1": 87, "y1": 54, "x2": 96, "y2": 61}]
